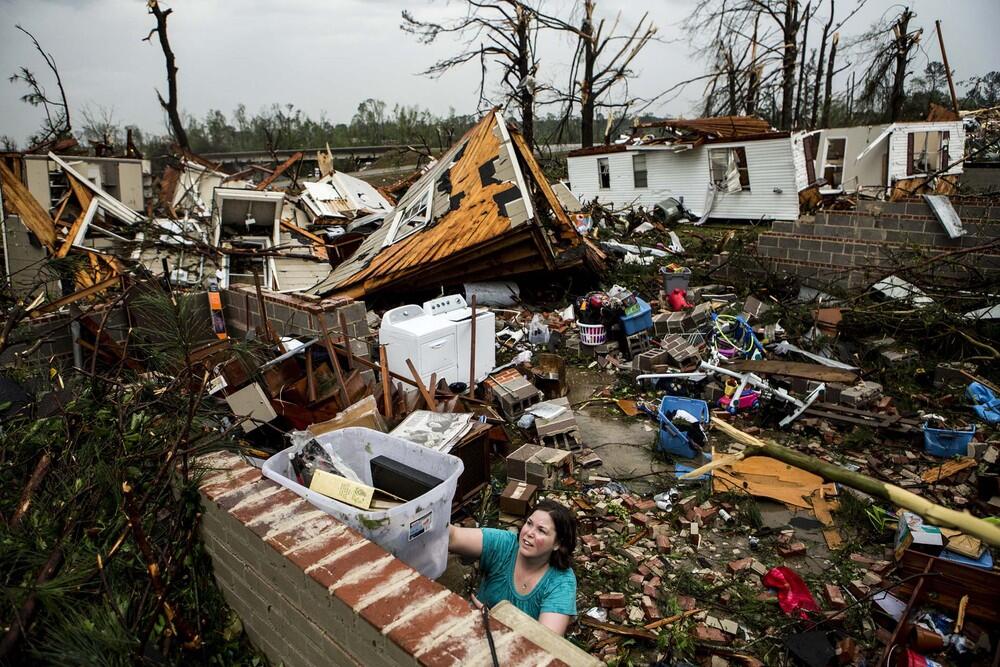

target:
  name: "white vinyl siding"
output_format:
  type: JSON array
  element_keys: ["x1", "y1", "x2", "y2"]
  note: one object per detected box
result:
[
  {"x1": 567, "y1": 137, "x2": 800, "y2": 221},
  {"x1": 888, "y1": 121, "x2": 965, "y2": 181}
]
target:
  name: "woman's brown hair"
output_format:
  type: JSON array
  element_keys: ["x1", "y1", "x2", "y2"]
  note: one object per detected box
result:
[{"x1": 532, "y1": 499, "x2": 577, "y2": 570}]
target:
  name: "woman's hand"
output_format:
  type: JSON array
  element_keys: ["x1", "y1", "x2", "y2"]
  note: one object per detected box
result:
[{"x1": 448, "y1": 524, "x2": 484, "y2": 558}]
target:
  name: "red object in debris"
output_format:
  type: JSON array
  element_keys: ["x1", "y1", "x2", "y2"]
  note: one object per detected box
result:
[
  {"x1": 667, "y1": 289, "x2": 692, "y2": 312},
  {"x1": 905, "y1": 649, "x2": 943, "y2": 667},
  {"x1": 762, "y1": 566, "x2": 820, "y2": 619}
]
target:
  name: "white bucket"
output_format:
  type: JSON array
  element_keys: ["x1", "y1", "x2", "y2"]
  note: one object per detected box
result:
[{"x1": 262, "y1": 427, "x2": 463, "y2": 579}]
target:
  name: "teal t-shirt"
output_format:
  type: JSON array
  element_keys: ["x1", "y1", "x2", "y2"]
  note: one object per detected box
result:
[{"x1": 477, "y1": 527, "x2": 577, "y2": 619}]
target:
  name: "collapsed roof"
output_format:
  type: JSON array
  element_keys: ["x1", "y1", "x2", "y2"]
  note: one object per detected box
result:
[{"x1": 307, "y1": 109, "x2": 604, "y2": 299}]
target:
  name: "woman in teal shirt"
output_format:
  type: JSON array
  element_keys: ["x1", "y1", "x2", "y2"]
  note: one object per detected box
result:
[{"x1": 448, "y1": 499, "x2": 578, "y2": 635}]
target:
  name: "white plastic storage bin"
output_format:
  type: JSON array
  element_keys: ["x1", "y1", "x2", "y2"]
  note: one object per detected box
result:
[{"x1": 262, "y1": 427, "x2": 464, "y2": 579}]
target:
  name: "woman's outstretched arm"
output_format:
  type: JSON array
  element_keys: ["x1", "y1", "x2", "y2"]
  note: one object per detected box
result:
[{"x1": 448, "y1": 524, "x2": 483, "y2": 558}]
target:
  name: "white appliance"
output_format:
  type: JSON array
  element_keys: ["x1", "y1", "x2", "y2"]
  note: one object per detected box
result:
[{"x1": 379, "y1": 294, "x2": 495, "y2": 391}]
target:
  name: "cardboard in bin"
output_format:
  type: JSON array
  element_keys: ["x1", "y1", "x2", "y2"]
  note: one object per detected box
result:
[{"x1": 310, "y1": 469, "x2": 374, "y2": 509}]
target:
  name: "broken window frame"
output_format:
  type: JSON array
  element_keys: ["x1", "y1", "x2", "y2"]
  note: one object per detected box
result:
[
  {"x1": 906, "y1": 130, "x2": 950, "y2": 176},
  {"x1": 597, "y1": 158, "x2": 610, "y2": 189},
  {"x1": 822, "y1": 137, "x2": 847, "y2": 189},
  {"x1": 382, "y1": 184, "x2": 433, "y2": 247},
  {"x1": 632, "y1": 153, "x2": 648, "y2": 188},
  {"x1": 708, "y1": 147, "x2": 751, "y2": 191}
]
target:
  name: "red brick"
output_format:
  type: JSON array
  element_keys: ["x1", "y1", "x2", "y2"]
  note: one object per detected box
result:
[
  {"x1": 360, "y1": 576, "x2": 448, "y2": 631},
  {"x1": 728, "y1": 557, "x2": 752, "y2": 573},
  {"x1": 264, "y1": 514, "x2": 343, "y2": 554},
  {"x1": 849, "y1": 553, "x2": 874, "y2": 566},
  {"x1": 778, "y1": 542, "x2": 807, "y2": 557},
  {"x1": 386, "y1": 597, "x2": 474, "y2": 656},
  {"x1": 631, "y1": 512, "x2": 651, "y2": 526},
  {"x1": 824, "y1": 584, "x2": 846, "y2": 609},
  {"x1": 334, "y1": 556, "x2": 416, "y2": 608},
  {"x1": 609, "y1": 608, "x2": 627, "y2": 622},
  {"x1": 215, "y1": 478, "x2": 275, "y2": 511},
  {"x1": 692, "y1": 624, "x2": 727, "y2": 643},
  {"x1": 229, "y1": 485, "x2": 297, "y2": 524},
  {"x1": 677, "y1": 595, "x2": 697, "y2": 611},
  {"x1": 417, "y1": 615, "x2": 508, "y2": 666},
  {"x1": 285, "y1": 524, "x2": 360, "y2": 572},
  {"x1": 199, "y1": 465, "x2": 259, "y2": 501},
  {"x1": 642, "y1": 596, "x2": 662, "y2": 621},
  {"x1": 599, "y1": 592, "x2": 626, "y2": 609},
  {"x1": 656, "y1": 534, "x2": 672, "y2": 554},
  {"x1": 306, "y1": 541, "x2": 386, "y2": 590}
]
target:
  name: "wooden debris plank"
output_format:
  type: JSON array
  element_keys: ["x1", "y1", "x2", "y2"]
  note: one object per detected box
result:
[
  {"x1": 317, "y1": 314, "x2": 351, "y2": 409},
  {"x1": 579, "y1": 616, "x2": 657, "y2": 641},
  {"x1": 57, "y1": 198, "x2": 98, "y2": 258},
  {"x1": 407, "y1": 359, "x2": 436, "y2": 411},
  {"x1": 0, "y1": 160, "x2": 57, "y2": 250},
  {"x1": 921, "y1": 457, "x2": 976, "y2": 484},
  {"x1": 254, "y1": 151, "x2": 302, "y2": 191},
  {"x1": 723, "y1": 359, "x2": 858, "y2": 384},
  {"x1": 30, "y1": 276, "x2": 120, "y2": 316}
]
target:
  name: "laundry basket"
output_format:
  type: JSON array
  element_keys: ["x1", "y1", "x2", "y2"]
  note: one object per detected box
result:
[
  {"x1": 922, "y1": 423, "x2": 976, "y2": 458},
  {"x1": 579, "y1": 322, "x2": 607, "y2": 346},
  {"x1": 262, "y1": 427, "x2": 463, "y2": 579}
]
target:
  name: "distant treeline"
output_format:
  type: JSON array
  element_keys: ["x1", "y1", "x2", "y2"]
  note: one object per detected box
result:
[{"x1": 129, "y1": 99, "x2": 608, "y2": 157}]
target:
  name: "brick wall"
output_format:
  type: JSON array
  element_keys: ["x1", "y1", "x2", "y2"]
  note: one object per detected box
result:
[
  {"x1": 715, "y1": 198, "x2": 1000, "y2": 291},
  {"x1": 197, "y1": 451, "x2": 596, "y2": 667}
]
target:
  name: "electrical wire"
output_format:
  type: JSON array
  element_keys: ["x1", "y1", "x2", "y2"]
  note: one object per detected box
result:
[{"x1": 481, "y1": 603, "x2": 500, "y2": 667}]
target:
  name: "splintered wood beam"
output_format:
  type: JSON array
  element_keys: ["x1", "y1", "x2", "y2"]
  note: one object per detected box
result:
[
  {"x1": 406, "y1": 358, "x2": 436, "y2": 410},
  {"x1": 0, "y1": 160, "x2": 57, "y2": 251},
  {"x1": 468, "y1": 294, "x2": 477, "y2": 397},
  {"x1": 255, "y1": 151, "x2": 303, "y2": 190},
  {"x1": 317, "y1": 313, "x2": 351, "y2": 408},
  {"x1": 379, "y1": 344, "x2": 393, "y2": 420},
  {"x1": 30, "y1": 275, "x2": 120, "y2": 316}
]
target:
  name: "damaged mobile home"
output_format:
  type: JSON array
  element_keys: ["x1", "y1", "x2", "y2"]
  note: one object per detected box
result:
[
  {"x1": 792, "y1": 119, "x2": 967, "y2": 200},
  {"x1": 565, "y1": 116, "x2": 801, "y2": 222},
  {"x1": 566, "y1": 115, "x2": 968, "y2": 222}
]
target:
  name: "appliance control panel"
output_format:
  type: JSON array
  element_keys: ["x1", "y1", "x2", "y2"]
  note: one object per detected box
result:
[{"x1": 423, "y1": 294, "x2": 468, "y2": 315}]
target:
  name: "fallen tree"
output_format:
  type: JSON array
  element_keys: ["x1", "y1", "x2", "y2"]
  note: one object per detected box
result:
[{"x1": 684, "y1": 418, "x2": 1000, "y2": 548}]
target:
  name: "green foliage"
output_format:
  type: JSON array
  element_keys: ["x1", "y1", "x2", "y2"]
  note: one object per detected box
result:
[{"x1": 0, "y1": 292, "x2": 264, "y2": 664}]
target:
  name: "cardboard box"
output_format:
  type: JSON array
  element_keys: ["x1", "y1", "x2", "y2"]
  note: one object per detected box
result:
[
  {"x1": 499, "y1": 480, "x2": 537, "y2": 517},
  {"x1": 308, "y1": 395, "x2": 387, "y2": 436}
]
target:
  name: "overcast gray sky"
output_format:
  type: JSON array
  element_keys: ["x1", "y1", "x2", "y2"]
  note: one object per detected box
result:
[{"x1": 1, "y1": 0, "x2": 997, "y2": 145}]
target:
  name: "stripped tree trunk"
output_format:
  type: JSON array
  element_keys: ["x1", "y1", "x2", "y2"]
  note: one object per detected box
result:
[
  {"x1": 685, "y1": 419, "x2": 1000, "y2": 548},
  {"x1": 146, "y1": 1, "x2": 189, "y2": 150}
]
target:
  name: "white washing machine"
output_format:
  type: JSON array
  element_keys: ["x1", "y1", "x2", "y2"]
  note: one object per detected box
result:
[{"x1": 380, "y1": 294, "x2": 495, "y2": 390}]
